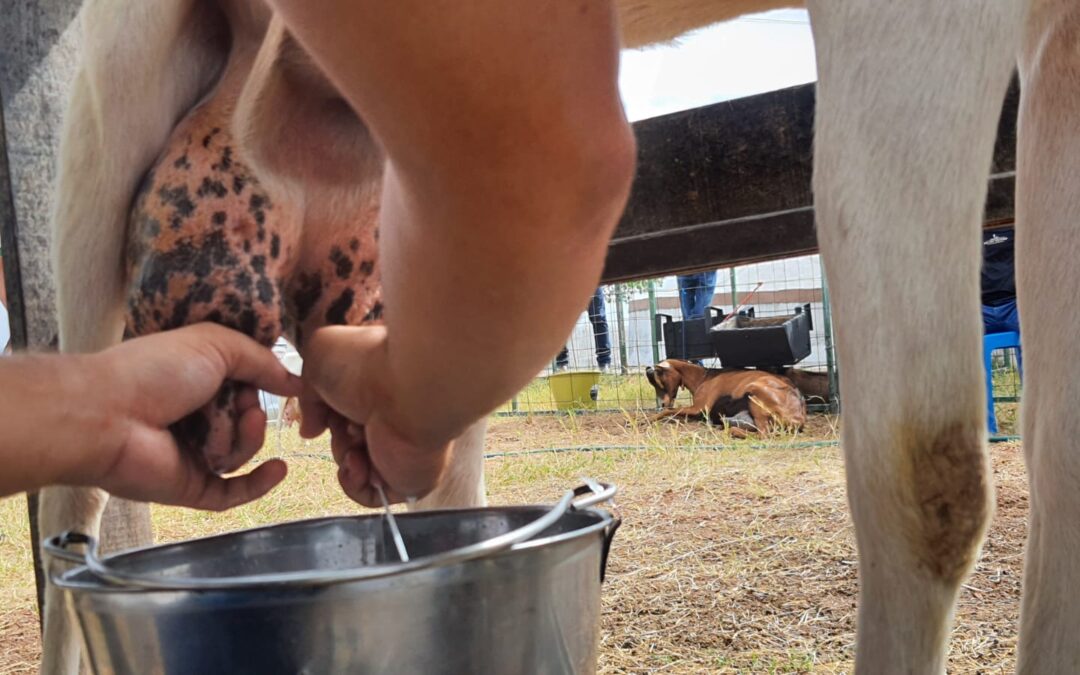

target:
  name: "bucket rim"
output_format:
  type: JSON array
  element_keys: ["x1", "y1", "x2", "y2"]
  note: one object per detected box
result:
[{"x1": 51, "y1": 503, "x2": 614, "y2": 594}]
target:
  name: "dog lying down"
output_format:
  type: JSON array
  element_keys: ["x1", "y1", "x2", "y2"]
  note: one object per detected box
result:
[{"x1": 645, "y1": 359, "x2": 807, "y2": 436}]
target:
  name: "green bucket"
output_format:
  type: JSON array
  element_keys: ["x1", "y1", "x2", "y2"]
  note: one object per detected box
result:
[{"x1": 548, "y1": 371, "x2": 601, "y2": 411}]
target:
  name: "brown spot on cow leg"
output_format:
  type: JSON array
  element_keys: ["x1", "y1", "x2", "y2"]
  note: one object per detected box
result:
[{"x1": 909, "y1": 422, "x2": 991, "y2": 583}]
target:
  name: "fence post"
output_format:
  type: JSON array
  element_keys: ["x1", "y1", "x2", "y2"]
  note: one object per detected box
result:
[
  {"x1": 819, "y1": 256, "x2": 840, "y2": 413},
  {"x1": 614, "y1": 284, "x2": 629, "y2": 375},
  {"x1": 647, "y1": 280, "x2": 660, "y2": 364}
]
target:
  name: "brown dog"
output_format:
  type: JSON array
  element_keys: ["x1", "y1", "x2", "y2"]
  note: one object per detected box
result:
[
  {"x1": 779, "y1": 367, "x2": 832, "y2": 404},
  {"x1": 645, "y1": 359, "x2": 806, "y2": 435}
]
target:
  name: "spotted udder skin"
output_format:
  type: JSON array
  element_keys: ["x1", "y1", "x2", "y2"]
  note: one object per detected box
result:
[
  {"x1": 286, "y1": 226, "x2": 383, "y2": 351},
  {"x1": 126, "y1": 105, "x2": 298, "y2": 470},
  {"x1": 125, "y1": 100, "x2": 383, "y2": 472},
  {"x1": 127, "y1": 114, "x2": 292, "y2": 344}
]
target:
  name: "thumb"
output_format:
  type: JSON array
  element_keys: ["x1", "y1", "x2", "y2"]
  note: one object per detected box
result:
[
  {"x1": 302, "y1": 325, "x2": 390, "y2": 425},
  {"x1": 365, "y1": 415, "x2": 451, "y2": 499}
]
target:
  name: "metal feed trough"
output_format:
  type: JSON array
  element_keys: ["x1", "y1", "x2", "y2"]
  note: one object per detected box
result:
[{"x1": 657, "y1": 304, "x2": 813, "y2": 368}]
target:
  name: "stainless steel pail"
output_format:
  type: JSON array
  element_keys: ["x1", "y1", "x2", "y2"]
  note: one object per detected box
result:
[{"x1": 46, "y1": 482, "x2": 620, "y2": 675}]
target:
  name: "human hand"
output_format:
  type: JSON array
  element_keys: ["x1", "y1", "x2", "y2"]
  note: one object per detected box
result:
[
  {"x1": 77, "y1": 324, "x2": 302, "y2": 510},
  {"x1": 298, "y1": 325, "x2": 453, "y2": 507}
]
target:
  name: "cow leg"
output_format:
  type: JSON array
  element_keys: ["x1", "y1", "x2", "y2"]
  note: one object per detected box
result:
[
  {"x1": 412, "y1": 418, "x2": 488, "y2": 509},
  {"x1": 1015, "y1": 2, "x2": 1080, "y2": 671},
  {"x1": 41, "y1": 2, "x2": 225, "y2": 673},
  {"x1": 805, "y1": 2, "x2": 1024, "y2": 672}
]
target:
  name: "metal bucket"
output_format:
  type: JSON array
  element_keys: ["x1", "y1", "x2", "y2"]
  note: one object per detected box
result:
[{"x1": 45, "y1": 482, "x2": 621, "y2": 675}]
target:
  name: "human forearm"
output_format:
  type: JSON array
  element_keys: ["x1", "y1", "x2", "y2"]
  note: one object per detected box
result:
[
  {"x1": 0, "y1": 354, "x2": 117, "y2": 497},
  {"x1": 377, "y1": 153, "x2": 632, "y2": 444},
  {"x1": 271, "y1": 0, "x2": 636, "y2": 445},
  {"x1": 0, "y1": 326, "x2": 300, "y2": 507}
]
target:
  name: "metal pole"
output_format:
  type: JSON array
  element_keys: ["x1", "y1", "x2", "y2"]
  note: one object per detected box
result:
[
  {"x1": 819, "y1": 256, "x2": 840, "y2": 414},
  {"x1": 647, "y1": 280, "x2": 660, "y2": 365},
  {"x1": 729, "y1": 268, "x2": 738, "y2": 313},
  {"x1": 1, "y1": 88, "x2": 45, "y2": 628},
  {"x1": 614, "y1": 284, "x2": 629, "y2": 375}
]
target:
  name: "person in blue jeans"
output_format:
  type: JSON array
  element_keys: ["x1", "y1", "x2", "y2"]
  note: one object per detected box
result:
[
  {"x1": 677, "y1": 271, "x2": 718, "y2": 321},
  {"x1": 676, "y1": 271, "x2": 718, "y2": 366},
  {"x1": 555, "y1": 287, "x2": 612, "y2": 371},
  {"x1": 982, "y1": 227, "x2": 1019, "y2": 335},
  {"x1": 982, "y1": 227, "x2": 1021, "y2": 428}
]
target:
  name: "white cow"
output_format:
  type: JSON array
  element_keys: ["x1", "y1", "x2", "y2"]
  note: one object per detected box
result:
[{"x1": 42, "y1": 1, "x2": 1076, "y2": 674}]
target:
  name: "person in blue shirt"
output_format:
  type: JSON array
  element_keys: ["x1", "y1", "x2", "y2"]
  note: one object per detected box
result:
[{"x1": 982, "y1": 227, "x2": 1019, "y2": 335}]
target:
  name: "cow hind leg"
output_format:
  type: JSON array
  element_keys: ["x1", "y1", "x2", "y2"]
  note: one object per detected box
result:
[
  {"x1": 412, "y1": 418, "x2": 489, "y2": 509},
  {"x1": 1015, "y1": 2, "x2": 1080, "y2": 671},
  {"x1": 806, "y1": 2, "x2": 1024, "y2": 673},
  {"x1": 42, "y1": 2, "x2": 227, "y2": 672}
]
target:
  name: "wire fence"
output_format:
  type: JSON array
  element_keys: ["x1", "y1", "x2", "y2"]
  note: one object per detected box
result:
[
  {"x1": 497, "y1": 253, "x2": 839, "y2": 415},
  {"x1": 989, "y1": 346, "x2": 1022, "y2": 435},
  {"x1": 257, "y1": 251, "x2": 1024, "y2": 426}
]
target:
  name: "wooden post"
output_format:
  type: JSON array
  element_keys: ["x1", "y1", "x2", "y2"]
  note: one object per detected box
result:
[
  {"x1": 1, "y1": 0, "x2": 155, "y2": 632},
  {"x1": 1, "y1": 81, "x2": 47, "y2": 630}
]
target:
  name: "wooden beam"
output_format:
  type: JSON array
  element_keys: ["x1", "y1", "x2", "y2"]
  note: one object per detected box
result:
[
  {"x1": 602, "y1": 78, "x2": 1019, "y2": 283},
  {"x1": 0, "y1": 88, "x2": 45, "y2": 629}
]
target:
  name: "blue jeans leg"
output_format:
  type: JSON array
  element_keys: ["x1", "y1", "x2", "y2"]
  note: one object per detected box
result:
[
  {"x1": 982, "y1": 299, "x2": 1022, "y2": 375},
  {"x1": 677, "y1": 271, "x2": 718, "y2": 320},
  {"x1": 588, "y1": 289, "x2": 611, "y2": 368},
  {"x1": 982, "y1": 299, "x2": 1022, "y2": 433}
]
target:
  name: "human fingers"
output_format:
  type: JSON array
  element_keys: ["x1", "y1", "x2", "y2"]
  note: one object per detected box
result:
[
  {"x1": 303, "y1": 325, "x2": 387, "y2": 424},
  {"x1": 363, "y1": 416, "x2": 449, "y2": 502},
  {"x1": 298, "y1": 380, "x2": 332, "y2": 439},
  {"x1": 329, "y1": 412, "x2": 359, "y2": 466},
  {"x1": 336, "y1": 447, "x2": 374, "y2": 506},
  {"x1": 229, "y1": 401, "x2": 270, "y2": 468},
  {"x1": 183, "y1": 459, "x2": 289, "y2": 512},
  {"x1": 184, "y1": 324, "x2": 302, "y2": 397}
]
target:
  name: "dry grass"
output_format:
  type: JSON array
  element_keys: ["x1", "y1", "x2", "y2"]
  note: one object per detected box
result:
[{"x1": 0, "y1": 412, "x2": 1030, "y2": 674}]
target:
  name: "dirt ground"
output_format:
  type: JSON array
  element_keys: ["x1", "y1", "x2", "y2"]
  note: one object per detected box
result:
[{"x1": 0, "y1": 412, "x2": 1028, "y2": 673}]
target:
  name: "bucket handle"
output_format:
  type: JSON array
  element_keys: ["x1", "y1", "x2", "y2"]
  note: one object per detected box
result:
[
  {"x1": 43, "y1": 480, "x2": 616, "y2": 590},
  {"x1": 578, "y1": 477, "x2": 622, "y2": 583}
]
